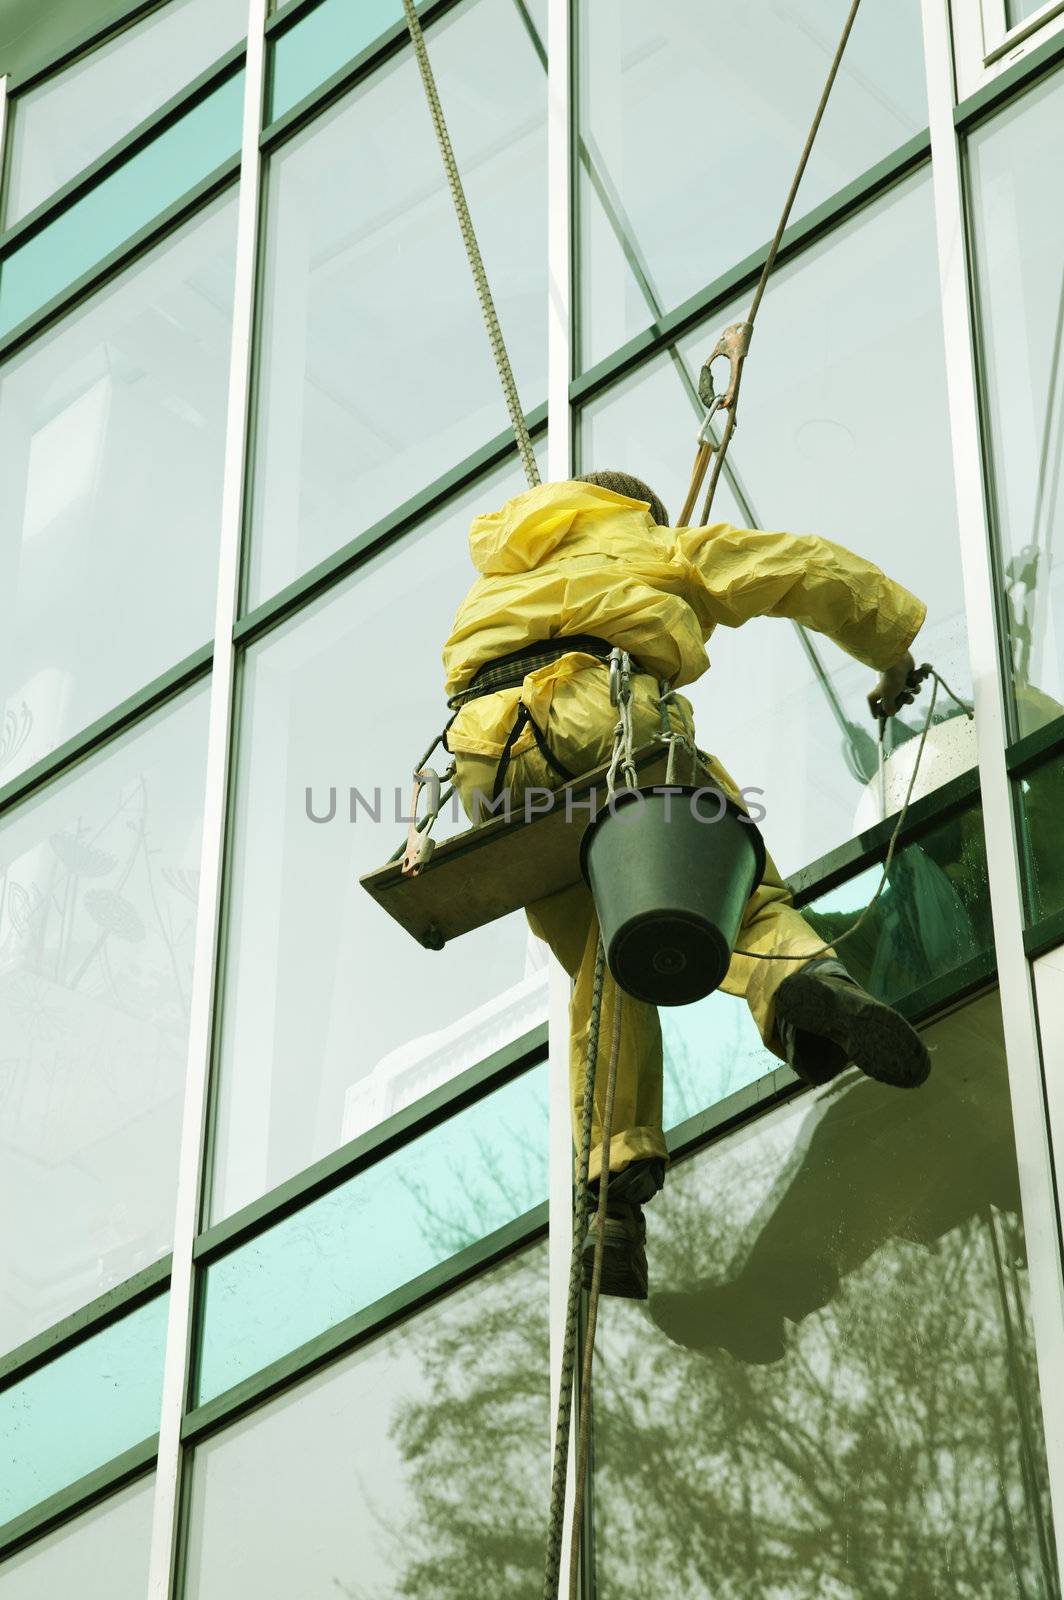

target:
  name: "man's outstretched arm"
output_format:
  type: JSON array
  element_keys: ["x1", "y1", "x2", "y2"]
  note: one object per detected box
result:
[{"x1": 672, "y1": 521, "x2": 926, "y2": 716}]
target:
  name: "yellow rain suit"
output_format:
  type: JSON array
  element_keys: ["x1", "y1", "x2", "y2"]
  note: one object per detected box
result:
[{"x1": 443, "y1": 481, "x2": 926, "y2": 1182}]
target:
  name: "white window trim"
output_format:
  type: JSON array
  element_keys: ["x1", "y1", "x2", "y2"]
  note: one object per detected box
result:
[{"x1": 954, "y1": 0, "x2": 1064, "y2": 98}]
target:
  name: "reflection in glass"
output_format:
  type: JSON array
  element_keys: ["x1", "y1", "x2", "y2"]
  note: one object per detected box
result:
[
  {"x1": 0, "y1": 197, "x2": 236, "y2": 786},
  {"x1": 0, "y1": 688, "x2": 208, "y2": 1356},
  {"x1": 211, "y1": 460, "x2": 545, "y2": 1221},
  {"x1": 0, "y1": 1292, "x2": 167, "y2": 1525},
  {"x1": 1006, "y1": 0, "x2": 1051, "y2": 24},
  {"x1": 186, "y1": 1244, "x2": 548, "y2": 1598},
  {"x1": 581, "y1": 173, "x2": 969, "y2": 876},
  {"x1": 1019, "y1": 749, "x2": 1064, "y2": 926},
  {"x1": 577, "y1": 0, "x2": 927, "y2": 369},
  {"x1": 662, "y1": 803, "x2": 991, "y2": 1129},
  {"x1": 269, "y1": 0, "x2": 402, "y2": 121},
  {"x1": 247, "y1": 0, "x2": 546, "y2": 607},
  {"x1": 970, "y1": 73, "x2": 1064, "y2": 738},
  {"x1": 3, "y1": 0, "x2": 246, "y2": 226},
  {"x1": 594, "y1": 992, "x2": 1059, "y2": 1597},
  {"x1": 0, "y1": 1475, "x2": 153, "y2": 1595},
  {"x1": 0, "y1": 73, "x2": 242, "y2": 339},
  {"x1": 803, "y1": 802, "x2": 992, "y2": 1000},
  {"x1": 198, "y1": 1063, "x2": 547, "y2": 1404}
]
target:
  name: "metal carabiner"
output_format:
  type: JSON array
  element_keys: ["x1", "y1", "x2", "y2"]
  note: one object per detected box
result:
[
  {"x1": 698, "y1": 321, "x2": 754, "y2": 414},
  {"x1": 608, "y1": 647, "x2": 631, "y2": 708}
]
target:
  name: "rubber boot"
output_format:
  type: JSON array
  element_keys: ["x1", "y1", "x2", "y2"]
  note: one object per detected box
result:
[
  {"x1": 775, "y1": 957, "x2": 931, "y2": 1089},
  {"x1": 581, "y1": 1157, "x2": 665, "y2": 1302}
]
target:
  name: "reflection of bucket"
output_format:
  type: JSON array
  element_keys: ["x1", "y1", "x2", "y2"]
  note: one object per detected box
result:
[{"x1": 579, "y1": 787, "x2": 766, "y2": 1007}]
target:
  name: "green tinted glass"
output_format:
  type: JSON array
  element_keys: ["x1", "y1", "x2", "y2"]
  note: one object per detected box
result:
[
  {"x1": 0, "y1": 72, "x2": 243, "y2": 340},
  {"x1": 269, "y1": 0, "x2": 402, "y2": 121},
  {"x1": 802, "y1": 803, "x2": 992, "y2": 1003},
  {"x1": 0, "y1": 1478, "x2": 154, "y2": 1598},
  {"x1": 662, "y1": 802, "x2": 991, "y2": 1129},
  {"x1": 1019, "y1": 748, "x2": 1064, "y2": 925},
  {"x1": 0, "y1": 1294, "x2": 168, "y2": 1526},
  {"x1": 196, "y1": 1064, "x2": 547, "y2": 1404},
  {"x1": 593, "y1": 992, "x2": 1059, "y2": 1596}
]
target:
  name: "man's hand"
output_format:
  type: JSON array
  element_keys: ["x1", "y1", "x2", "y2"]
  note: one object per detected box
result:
[{"x1": 868, "y1": 651, "x2": 923, "y2": 721}]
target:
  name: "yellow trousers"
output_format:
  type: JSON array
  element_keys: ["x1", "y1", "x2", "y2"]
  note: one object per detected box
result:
[{"x1": 452, "y1": 660, "x2": 832, "y2": 1182}]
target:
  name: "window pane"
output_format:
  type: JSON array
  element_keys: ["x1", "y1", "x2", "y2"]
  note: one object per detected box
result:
[
  {"x1": 664, "y1": 800, "x2": 992, "y2": 1126},
  {"x1": 1007, "y1": 0, "x2": 1050, "y2": 24},
  {"x1": 0, "y1": 1293, "x2": 167, "y2": 1525},
  {"x1": 0, "y1": 196, "x2": 236, "y2": 786},
  {"x1": 0, "y1": 1475, "x2": 153, "y2": 1596},
  {"x1": 211, "y1": 461, "x2": 544, "y2": 1221},
  {"x1": 1019, "y1": 747, "x2": 1064, "y2": 925},
  {"x1": 0, "y1": 688, "x2": 208, "y2": 1356},
  {"x1": 969, "y1": 73, "x2": 1064, "y2": 738},
  {"x1": 580, "y1": 173, "x2": 971, "y2": 877},
  {"x1": 197, "y1": 1064, "x2": 546, "y2": 1403},
  {"x1": 186, "y1": 1243, "x2": 548, "y2": 1598},
  {"x1": 577, "y1": 0, "x2": 928, "y2": 370},
  {"x1": 247, "y1": 0, "x2": 546, "y2": 608},
  {"x1": 269, "y1": 0, "x2": 401, "y2": 122},
  {"x1": 593, "y1": 991, "x2": 1059, "y2": 1596},
  {"x1": 0, "y1": 72, "x2": 242, "y2": 340},
  {"x1": 4, "y1": 0, "x2": 246, "y2": 227}
]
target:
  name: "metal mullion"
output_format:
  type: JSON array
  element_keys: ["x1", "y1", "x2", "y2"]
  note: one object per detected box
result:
[
  {"x1": 146, "y1": 2, "x2": 268, "y2": 1593},
  {"x1": 546, "y1": 0, "x2": 580, "y2": 1587},
  {"x1": 921, "y1": 0, "x2": 1064, "y2": 1553},
  {"x1": 0, "y1": 642, "x2": 212, "y2": 821},
  {"x1": 0, "y1": 1436, "x2": 158, "y2": 1564},
  {"x1": 569, "y1": 130, "x2": 931, "y2": 401},
  {"x1": 259, "y1": 0, "x2": 461, "y2": 153},
  {"x1": 0, "y1": 1260, "x2": 172, "y2": 1392},
  {"x1": 1026, "y1": 910, "x2": 1064, "y2": 960},
  {"x1": 1008, "y1": 713, "x2": 1064, "y2": 776},
  {"x1": 5, "y1": 0, "x2": 172, "y2": 96},
  {"x1": 181, "y1": 1208, "x2": 548, "y2": 1444},
  {"x1": 0, "y1": 76, "x2": 9, "y2": 222},
  {"x1": 234, "y1": 402, "x2": 548, "y2": 644},
  {"x1": 0, "y1": 156, "x2": 240, "y2": 366},
  {"x1": 193, "y1": 1028, "x2": 547, "y2": 1265},
  {"x1": 0, "y1": 42, "x2": 246, "y2": 261},
  {"x1": 786, "y1": 770, "x2": 982, "y2": 908},
  {"x1": 954, "y1": 24, "x2": 1064, "y2": 128}
]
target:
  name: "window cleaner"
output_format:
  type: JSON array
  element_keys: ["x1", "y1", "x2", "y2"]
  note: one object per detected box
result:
[{"x1": 393, "y1": 3, "x2": 974, "y2": 1595}]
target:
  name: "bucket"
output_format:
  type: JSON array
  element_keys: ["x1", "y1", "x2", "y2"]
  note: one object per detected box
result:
[{"x1": 579, "y1": 785, "x2": 767, "y2": 1007}]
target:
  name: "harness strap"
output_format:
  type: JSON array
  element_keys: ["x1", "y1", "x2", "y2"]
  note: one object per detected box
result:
[{"x1": 491, "y1": 702, "x2": 575, "y2": 803}]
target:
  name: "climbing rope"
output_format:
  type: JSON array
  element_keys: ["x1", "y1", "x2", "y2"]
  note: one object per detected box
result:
[
  {"x1": 679, "y1": 0, "x2": 864, "y2": 527},
  {"x1": 542, "y1": 655, "x2": 634, "y2": 1599},
  {"x1": 400, "y1": 0, "x2": 540, "y2": 490}
]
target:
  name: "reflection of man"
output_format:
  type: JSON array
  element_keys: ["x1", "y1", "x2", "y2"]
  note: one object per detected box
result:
[{"x1": 443, "y1": 472, "x2": 931, "y2": 1299}]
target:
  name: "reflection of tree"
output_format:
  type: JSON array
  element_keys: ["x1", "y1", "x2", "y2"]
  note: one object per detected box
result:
[
  {"x1": 0, "y1": 773, "x2": 196, "y2": 1025},
  {"x1": 372, "y1": 1045, "x2": 1059, "y2": 1600}
]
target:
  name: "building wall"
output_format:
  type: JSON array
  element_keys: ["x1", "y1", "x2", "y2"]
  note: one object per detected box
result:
[{"x1": 1, "y1": 0, "x2": 1063, "y2": 1593}]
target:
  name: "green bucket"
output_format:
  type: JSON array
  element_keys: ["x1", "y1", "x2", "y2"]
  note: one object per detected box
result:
[{"x1": 579, "y1": 785, "x2": 767, "y2": 1006}]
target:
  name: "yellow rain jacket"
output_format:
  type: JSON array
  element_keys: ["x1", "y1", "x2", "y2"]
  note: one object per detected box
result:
[
  {"x1": 443, "y1": 479, "x2": 926, "y2": 759},
  {"x1": 442, "y1": 480, "x2": 926, "y2": 1182}
]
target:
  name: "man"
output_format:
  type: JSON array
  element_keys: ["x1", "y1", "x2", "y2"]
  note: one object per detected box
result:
[{"x1": 443, "y1": 471, "x2": 931, "y2": 1299}]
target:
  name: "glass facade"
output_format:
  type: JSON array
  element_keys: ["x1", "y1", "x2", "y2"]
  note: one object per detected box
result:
[
  {"x1": 3, "y1": 0, "x2": 246, "y2": 226},
  {"x1": 970, "y1": 70, "x2": 1064, "y2": 738},
  {"x1": 2, "y1": 0, "x2": 1063, "y2": 1590},
  {"x1": 594, "y1": 992, "x2": 1059, "y2": 1596},
  {"x1": 0, "y1": 687, "x2": 208, "y2": 1354}
]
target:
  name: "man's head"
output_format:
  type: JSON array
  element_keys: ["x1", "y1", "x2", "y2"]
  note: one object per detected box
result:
[{"x1": 575, "y1": 470, "x2": 670, "y2": 528}]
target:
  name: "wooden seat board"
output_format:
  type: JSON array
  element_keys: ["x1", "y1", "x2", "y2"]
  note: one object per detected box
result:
[{"x1": 360, "y1": 743, "x2": 698, "y2": 948}]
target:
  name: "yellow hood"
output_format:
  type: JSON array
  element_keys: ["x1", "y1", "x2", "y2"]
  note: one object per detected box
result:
[{"x1": 467, "y1": 479, "x2": 659, "y2": 575}]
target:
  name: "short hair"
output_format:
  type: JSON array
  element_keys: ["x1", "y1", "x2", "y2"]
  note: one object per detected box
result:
[{"x1": 575, "y1": 470, "x2": 670, "y2": 528}]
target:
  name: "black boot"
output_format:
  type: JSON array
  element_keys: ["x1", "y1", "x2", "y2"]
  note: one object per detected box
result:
[
  {"x1": 581, "y1": 1157, "x2": 665, "y2": 1302},
  {"x1": 775, "y1": 958, "x2": 931, "y2": 1090}
]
